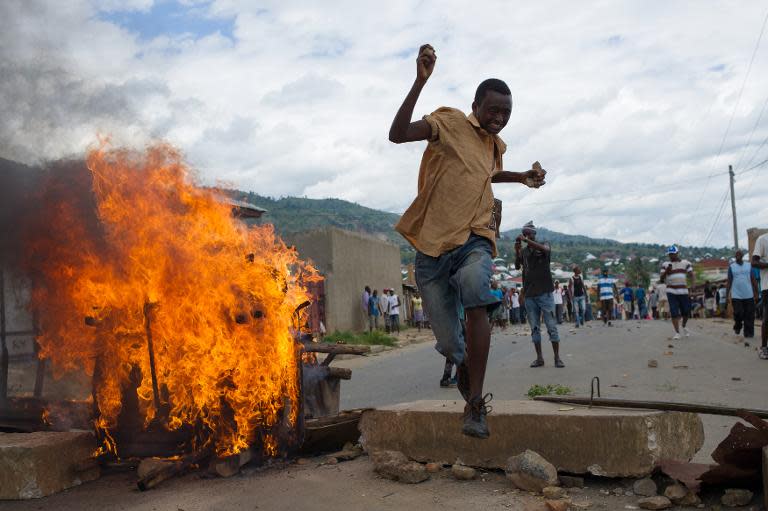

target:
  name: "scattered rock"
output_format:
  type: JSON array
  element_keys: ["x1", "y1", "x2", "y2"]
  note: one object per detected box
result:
[
  {"x1": 667, "y1": 344, "x2": 674, "y2": 348},
  {"x1": 663, "y1": 483, "x2": 687, "y2": 503},
  {"x1": 370, "y1": 450, "x2": 429, "y2": 484},
  {"x1": 678, "y1": 490, "x2": 701, "y2": 506},
  {"x1": 451, "y1": 464, "x2": 476, "y2": 480},
  {"x1": 633, "y1": 478, "x2": 658, "y2": 497},
  {"x1": 545, "y1": 499, "x2": 571, "y2": 511},
  {"x1": 425, "y1": 462, "x2": 441, "y2": 473},
  {"x1": 505, "y1": 450, "x2": 559, "y2": 493},
  {"x1": 611, "y1": 486, "x2": 624, "y2": 496},
  {"x1": 647, "y1": 360, "x2": 658, "y2": 368},
  {"x1": 559, "y1": 475, "x2": 585, "y2": 488},
  {"x1": 542, "y1": 486, "x2": 567, "y2": 499},
  {"x1": 731, "y1": 377, "x2": 742, "y2": 381},
  {"x1": 637, "y1": 495, "x2": 672, "y2": 509},
  {"x1": 672, "y1": 364, "x2": 688, "y2": 369},
  {"x1": 294, "y1": 458, "x2": 310, "y2": 465},
  {"x1": 324, "y1": 456, "x2": 339, "y2": 465},
  {"x1": 329, "y1": 443, "x2": 363, "y2": 461},
  {"x1": 721, "y1": 488, "x2": 753, "y2": 507},
  {"x1": 570, "y1": 499, "x2": 592, "y2": 510}
]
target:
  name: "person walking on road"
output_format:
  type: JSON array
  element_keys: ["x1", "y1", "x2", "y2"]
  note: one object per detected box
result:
[
  {"x1": 635, "y1": 285, "x2": 647, "y2": 319},
  {"x1": 597, "y1": 269, "x2": 618, "y2": 326},
  {"x1": 515, "y1": 222, "x2": 564, "y2": 368},
  {"x1": 509, "y1": 287, "x2": 521, "y2": 324},
  {"x1": 726, "y1": 250, "x2": 758, "y2": 340},
  {"x1": 620, "y1": 281, "x2": 634, "y2": 320},
  {"x1": 568, "y1": 266, "x2": 587, "y2": 327},
  {"x1": 660, "y1": 245, "x2": 695, "y2": 340},
  {"x1": 553, "y1": 281, "x2": 564, "y2": 324},
  {"x1": 751, "y1": 232, "x2": 768, "y2": 359},
  {"x1": 389, "y1": 43, "x2": 547, "y2": 438},
  {"x1": 656, "y1": 282, "x2": 669, "y2": 320}
]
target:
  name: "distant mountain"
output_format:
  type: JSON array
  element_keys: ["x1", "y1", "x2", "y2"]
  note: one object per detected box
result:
[{"x1": 224, "y1": 190, "x2": 733, "y2": 265}]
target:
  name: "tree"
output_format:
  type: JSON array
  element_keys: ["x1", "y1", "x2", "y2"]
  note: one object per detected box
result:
[{"x1": 626, "y1": 257, "x2": 651, "y2": 288}]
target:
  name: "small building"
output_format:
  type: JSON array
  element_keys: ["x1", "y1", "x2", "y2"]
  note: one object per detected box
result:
[
  {"x1": 284, "y1": 227, "x2": 402, "y2": 333},
  {"x1": 694, "y1": 259, "x2": 729, "y2": 282}
]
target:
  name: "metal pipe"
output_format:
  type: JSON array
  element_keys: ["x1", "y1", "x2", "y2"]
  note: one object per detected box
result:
[
  {"x1": 143, "y1": 302, "x2": 162, "y2": 415},
  {"x1": 533, "y1": 395, "x2": 768, "y2": 419}
]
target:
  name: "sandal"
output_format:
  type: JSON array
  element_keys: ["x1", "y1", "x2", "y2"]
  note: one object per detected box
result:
[
  {"x1": 555, "y1": 358, "x2": 565, "y2": 368},
  {"x1": 530, "y1": 359, "x2": 545, "y2": 368}
]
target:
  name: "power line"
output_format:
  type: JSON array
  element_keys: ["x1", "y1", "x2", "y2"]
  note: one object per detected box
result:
[{"x1": 682, "y1": 6, "x2": 768, "y2": 239}]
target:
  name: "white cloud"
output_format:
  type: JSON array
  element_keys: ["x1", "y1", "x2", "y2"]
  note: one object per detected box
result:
[{"x1": 2, "y1": 0, "x2": 768, "y2": 248}]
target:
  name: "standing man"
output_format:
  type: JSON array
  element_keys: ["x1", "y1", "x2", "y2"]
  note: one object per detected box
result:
[
  {"x1": 568, "y1": 266, "x2": 587, "y2": 327},
  {"x1": 509, "y1": 287, "x2": 521, "y2": 324},
  {"x1": 387, "y1": 288, "x2": 401, "y2": 335},
  {"x1": 635, "y1": 284, "x2": 647, "y2": 319},
  {"x1": 752, "y1": 232, "x2": 768, "y2": 359},
  {"x1": 649, "y1": 286, "x2": 659, "y2": 319},
  {"x1": 703, "y1": 281, "x2": 716, "y2": 318},
  {"x1": 597, "y1": 269, "x2": 618, "y2": 326},
  {"x1": 362, "y1": 285, "x2": 371, "y2": 330},
  {"x1": 727, "y1": 250, "x2": 758, "y2": 339},
  {"x1": 379, "y1": 288, "x2": 391, "y2": 333},
  {"x1": 620, "y1": 281, "x2": 634, "y2": 320},
  {"x1": 368, "y1": 289, "x2": 381, "y2": 332},
  {"x1": 552, "y1": 281, "x2": 564, "y2": 324},
  {"x1": 411, "y1": 292, "x2": 425, "y2": 331},
  {"x1": 515, "y1": 222, "x2": 564, "y2": 368},
  {"x1": 389, "y1": 44, "x2": 547, "y2": 438},
  {"x1": 659, "y1": 245, "x2": 695, "y2": 340},
  {"x1": 656, "y1": 282, "x2": 669, "y2": 320}
]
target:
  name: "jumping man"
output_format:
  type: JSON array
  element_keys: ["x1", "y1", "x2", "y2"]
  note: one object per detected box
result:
[{"x1": 389, "y1": 44, "x2": 546, "y2": 438}]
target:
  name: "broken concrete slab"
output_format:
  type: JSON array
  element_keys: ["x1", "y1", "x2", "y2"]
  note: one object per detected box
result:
[
  {"x1": 0, "y1": 431, "x2": 99, "y2": 499},
  {"x1": 359, "y1": 400, "x2": 704, "y2": 477}
]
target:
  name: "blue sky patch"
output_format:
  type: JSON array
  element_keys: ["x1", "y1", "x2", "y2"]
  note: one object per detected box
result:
[{"x1": 99, "y1": 1, "x2": 235, "y2": 42}]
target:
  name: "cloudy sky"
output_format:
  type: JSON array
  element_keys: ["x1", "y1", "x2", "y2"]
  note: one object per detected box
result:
[{"x1": 2, "y1": 0, "x2": 767, "y2": 248}]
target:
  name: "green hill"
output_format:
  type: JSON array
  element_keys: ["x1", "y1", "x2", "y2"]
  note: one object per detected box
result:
[{"x1": 223, "y1": 190, "x2": 733, "y2": 266}]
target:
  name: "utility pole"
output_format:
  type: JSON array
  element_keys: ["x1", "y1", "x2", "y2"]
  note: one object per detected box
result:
[{"x1": 729, "y1": 165, "x2": 739, "y2": 250}]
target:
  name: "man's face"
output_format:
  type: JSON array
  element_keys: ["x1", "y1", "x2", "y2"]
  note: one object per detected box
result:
[
  {"x1": 574, "y1": 267, "x2": 581, "y2": 275},
  {"x1": 668, "y1": 253, "x2": 679, "y2": 262},
  {"x1": 522, "y1": 229, "x2": 536, "y2": 241},
  {"x1": 472, "y1": 90, "x2": 512, "y2": 135},
  {"x1": 735, "y1": 250, "x2": 743, "y2": 263}
]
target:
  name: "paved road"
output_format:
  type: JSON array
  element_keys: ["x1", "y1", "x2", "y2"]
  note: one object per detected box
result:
[{"x1": 341, "y1": 317, "x2": 767, "y2": 462}]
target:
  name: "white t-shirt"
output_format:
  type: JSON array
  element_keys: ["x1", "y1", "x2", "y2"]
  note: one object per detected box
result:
[
  {"x1": 511, "y1": 293, "x2": 520, "y2": 308},
  {"x1": 753, "y1": 233, "x2": 768, "y2": 292},
  {"x1": 388, "y1": 294, "x2": 400, "y2": 315},
  {"x1": 656, "y1": 283, "x2": 668, "y2": 301},
  {"x1": 553, "y1": 288, "x2": 564, "y2": 305}
]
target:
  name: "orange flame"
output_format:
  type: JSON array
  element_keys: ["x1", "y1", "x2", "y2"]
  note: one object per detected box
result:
[{"x1": 21, "y1": 143, "x2": 315, "y2": 457}]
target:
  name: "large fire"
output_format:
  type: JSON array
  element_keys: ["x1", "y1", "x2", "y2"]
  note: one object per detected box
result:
[{"x1": 18, "y1": 144, "x2": 314, "y2": 457}]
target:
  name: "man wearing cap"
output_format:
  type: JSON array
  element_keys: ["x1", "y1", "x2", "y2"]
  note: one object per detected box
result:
[
  {"x1": 660, "y1": 245, "x2": 695, "y2": 340},
  {"x1": 388, "y1": 44, "x2": 547, "y2": 438},
  {"x1": 514, "y1": 222, "x2": 564, "y2": 368}
]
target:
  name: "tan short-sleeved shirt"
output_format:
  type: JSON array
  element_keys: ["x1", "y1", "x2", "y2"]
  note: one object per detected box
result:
[{"x1": 395, "y1": 107, "x2": 505, "y2": 258}]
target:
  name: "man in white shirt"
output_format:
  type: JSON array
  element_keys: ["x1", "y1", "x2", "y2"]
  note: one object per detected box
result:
[
  {"x1": 388, "y1": 288, "x2": 401, "y2": 334},
  {"x1": 656, "y1": 282, "x2": 668, "y2": 320},
  {"x1": 659, "y1": 245, "x2": 695, "y2": 340},
  {"x1": 752, "y1": 232, "x2": 768, "y2": 359}
]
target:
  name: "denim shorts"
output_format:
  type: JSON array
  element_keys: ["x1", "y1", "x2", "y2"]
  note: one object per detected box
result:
[
  {"x1": 415, "y1": 234, "x2": 499, "y2": 365},
  {"x1": 667, "y1": 293, "x2": 691, "y2": 318}
]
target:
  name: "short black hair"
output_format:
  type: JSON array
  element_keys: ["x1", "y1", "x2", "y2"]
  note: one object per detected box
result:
[{"x1": 474, "y1": 78, "x2": 511, "y2": 105}]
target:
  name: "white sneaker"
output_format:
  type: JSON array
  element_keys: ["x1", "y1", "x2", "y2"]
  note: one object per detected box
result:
[
  {"x1": 673, "y1": 333, "x2": 681, "y2": 340},
  {"x1": 684, "y1": 328, "x2": 691, "y2": 337},
  {"x1": 759, "y1": 347, "x2": 768, "y2": 360}
]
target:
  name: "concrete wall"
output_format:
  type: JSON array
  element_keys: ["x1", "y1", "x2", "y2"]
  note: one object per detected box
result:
[{"x1": 285, "y1": 228, "x2": 402, "y2": 333}]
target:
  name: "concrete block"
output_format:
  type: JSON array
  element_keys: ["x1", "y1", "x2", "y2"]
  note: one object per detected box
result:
[
  {"x1": 0, "y1": 431, "x2": 99, "y2": 499},
  {"x1": 359, "y1": 400, "x2": 704, "y2": 478}
]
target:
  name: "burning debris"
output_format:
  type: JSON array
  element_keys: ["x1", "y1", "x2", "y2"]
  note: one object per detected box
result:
[{"x1": 5, "y1": 144, "x2": 318, "y2": 461}]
